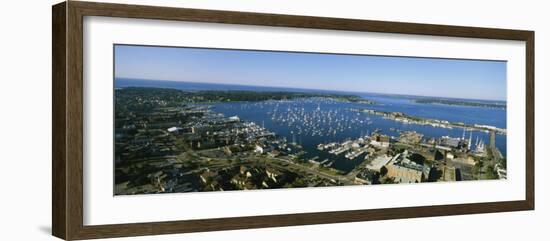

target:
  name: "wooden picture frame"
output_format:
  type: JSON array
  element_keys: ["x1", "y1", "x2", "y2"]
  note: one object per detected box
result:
[{"x1": 52, "y1": 1, "x2": 534, "y2": 240}]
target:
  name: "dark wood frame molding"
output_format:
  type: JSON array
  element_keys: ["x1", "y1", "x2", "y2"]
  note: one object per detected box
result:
[{"x1": 52, "y1": 1, "x2": 535, "y2": 240}]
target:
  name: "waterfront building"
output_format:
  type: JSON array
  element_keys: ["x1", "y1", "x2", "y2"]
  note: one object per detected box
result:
[
  {"x1": 440, "y1": 136, "x2": 461, "y2": 148},
  {"x1": 370, "y1": 134, "x2": 390, "y2": 148},
  {"x1": 385, "y1": 151, "x2": 429, "y2": 183},
  {"x1": 386, "y1": 163, "x2": 423, "y2": 183},
  {"x1": 254, "y1": 145, "x2": 264, "y2": 154},
  {"x1": 366, "y1": 154, "x2": 392, "y2": 172}
]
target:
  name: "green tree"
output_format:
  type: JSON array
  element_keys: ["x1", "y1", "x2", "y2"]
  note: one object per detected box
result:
[
  {"x1": 485, "y1": 165, "x2": 499, "y2": 180},
  {"x1": 380, "y1": 166, "x2": 388, "y2": 176},
  {"x1": 473, "y1": 160, "x2": 484, "y2": 179}
]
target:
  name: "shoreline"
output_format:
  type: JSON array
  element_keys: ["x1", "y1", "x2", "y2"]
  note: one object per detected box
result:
[{"x1": 349, "y1": 108, "x2": 507, "y2": 135}]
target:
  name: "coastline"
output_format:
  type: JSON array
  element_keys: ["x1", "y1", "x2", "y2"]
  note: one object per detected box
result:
[{"x1": 349, "y1": 108, "x2": 507, "y2": 135}]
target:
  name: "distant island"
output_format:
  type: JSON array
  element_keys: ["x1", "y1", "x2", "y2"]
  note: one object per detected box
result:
[{"x1": 414, "y1": 98, "x2": 506, "y2": 109}]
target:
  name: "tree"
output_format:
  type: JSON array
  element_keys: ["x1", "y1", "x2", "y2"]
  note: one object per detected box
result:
[
  {"x1": 380, "y1": 166, "x2": 388, "y2": 176},
  {"x1": 473, "y1": 160, "x2": 484, "y2": 179},
  {"x1": 485, "y1": 165, "x2": 499, "y2": 180},
  {"x1": 409, "y1": 153, "x2": 426, "y2": 165}
]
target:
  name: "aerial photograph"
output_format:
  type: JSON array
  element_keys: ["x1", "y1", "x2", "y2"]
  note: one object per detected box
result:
[{"x1": 113, "y1": 44, "x2": 507, "y2": 195}]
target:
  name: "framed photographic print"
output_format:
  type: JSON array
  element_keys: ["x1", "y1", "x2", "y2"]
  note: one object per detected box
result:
[{"x1": 52, "y1": 1, "x2": 534, "y2": 240}]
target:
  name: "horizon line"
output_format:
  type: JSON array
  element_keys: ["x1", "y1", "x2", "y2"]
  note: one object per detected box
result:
[{"x1": 114, "y1": 76, "x2": 507, "y2": 102}]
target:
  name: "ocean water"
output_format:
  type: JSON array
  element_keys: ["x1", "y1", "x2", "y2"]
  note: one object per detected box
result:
[{"x1": 116, "y1": 78, "x2": 507, "y2": 172}]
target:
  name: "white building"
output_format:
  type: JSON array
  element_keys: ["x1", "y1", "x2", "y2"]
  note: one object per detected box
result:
[
  {"x1": 167, "y1": 126, "x2": 182, "y2": 133},
  {"x1": 366, "y1": 154, "x2": 393, "y2": 172},
  {"x1": 254, "y1": 145, "x2": 264, "y2": 154}
]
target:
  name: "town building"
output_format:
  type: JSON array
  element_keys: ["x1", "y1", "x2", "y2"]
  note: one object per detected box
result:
[
  {"x1": 366, "y1": 154, "x2": 393, "y2": 172},
  {"x1": 385, "y1": 151, "x2": 430, "y2": 183}
]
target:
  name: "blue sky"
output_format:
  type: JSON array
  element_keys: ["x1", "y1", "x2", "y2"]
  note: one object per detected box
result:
[{"x1": 114, "y1": 44, "x2": 507, "y2": 101}]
